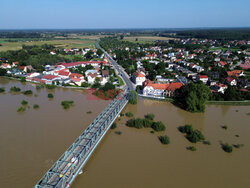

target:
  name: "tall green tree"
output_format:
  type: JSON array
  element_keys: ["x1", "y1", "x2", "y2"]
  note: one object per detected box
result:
[{"x1": 175, "y1": 82, "x2": 210, "y2": 112}]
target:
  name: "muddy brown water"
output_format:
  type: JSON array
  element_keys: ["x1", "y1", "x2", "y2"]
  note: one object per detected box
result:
[{"x1": 0, "y1": 78, "x2": 250, "y2": 188}]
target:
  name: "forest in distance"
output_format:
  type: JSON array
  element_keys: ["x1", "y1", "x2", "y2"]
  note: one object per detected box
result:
[{"x1": 0, "y1": 28, "x2": 250, "y2": 40}]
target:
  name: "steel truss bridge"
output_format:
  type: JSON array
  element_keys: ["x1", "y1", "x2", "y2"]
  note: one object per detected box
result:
[{"x1": 35, "y1": 91, "x2": 128, "y2": 188}]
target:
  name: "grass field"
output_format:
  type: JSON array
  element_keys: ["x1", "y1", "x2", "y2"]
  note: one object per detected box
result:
[
  {"x1": 124, "y1": 36, "x2": 175, "y2": 43},
  {"x1": 0, "y1": 38, "x2": 97, "y2": 52}
]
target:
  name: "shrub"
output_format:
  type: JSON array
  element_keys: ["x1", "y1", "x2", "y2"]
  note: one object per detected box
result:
[
  {"x1": 33, "y1": 104, "x2": 40, "y2": 109},
  {"x1": 186, "y1": 130, "x2": 205, "y2": 143},
  {"x1": 45, "y1": 84, "x2": 56, "y2": 89},
  {"x1": 0, "y1": 87, "x2": 5, "y2": 93},
  {"x1": 142, "y1": 118, "x2": 153, "y2": 128},
  {"x1": 48, "y1": 93, "x2": 54, "y2": 98},
  {"x1": 126, "y1": 118, "x2": 144, "y2": 129},
  {"x1": 233, "y1": 144, "x2": 244, "y2": 148},
  {"x1": 144, "y1": 114, "x2": 155, "y2": 120},
  {"x1": 222, "y1": 143, "x2": 233, "y2": 153},
  {"x1": 221, "y1": 125, "x2": 228, "y2": 130},
  {"x1": 125, "y1": 112, "x2": 134, "y2": 117},
  {"x1": 150, "y1": 130, "x2": 155, "y2": 134},
  {"x1": 10, "y1": 86, "x2": 21, "y2": 92},
  {"x1": 203, "y1": 140, "x2": 211, "y2": 145},
  {"x1": 186, "y1": 146, "x2": 197, "y2": 151},
  {"x1": 17, "y1": 106, "x2": 26, "y2": 112},
  {"x1": 120, "y1": 113, "x2": 124, "y2": 117},
  {"x1": 179, "y1": 124, "x2": 193, "y2": 134},
  {"x1": 115, "y1": 131, "x2": 122, "y2": 135},
  {"x1": 21, "y1": 100, "x2": 28, "y2": 105},
  {"x1": 61, "y1": 100, "x2": 74, "y2": 109},
  {"x1": 20, "y1": 77, "x2": 26, "y2": 82},
  {"x1": 179, "y1": 124, "x2": 205, "y2": 143},
  {"x1": 23, "y1": 90, "x2": 33, "y2": 95},
  {"x1": 87, "y1": 111, "x2": 92, "y2": 114},
  {"x1": 159, "y1": 135, "x2": 170, "y2": 145},
  {"x1": 111, "y1": 123, "x2": 117, "y2": 129},
  {"x1": 36, "y1": 84, "x2": 44, "y2": 90},
  {"x1": 151, "y1": 121, "x2": 166, "y2": 132},
  {"x1": 81, "y1": 82, "x2": 90, "y2": 88}
]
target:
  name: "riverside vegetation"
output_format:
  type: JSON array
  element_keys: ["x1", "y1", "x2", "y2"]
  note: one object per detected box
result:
[
  {"x1": 61, "y1": 100, "x2": 74, "y2": 109},
  {"x1": 0, "y1": 87, "x2": 4, "y2": 93},
  {"x1": 126, "y1": 113, "x2": 170, "y2": 145}
]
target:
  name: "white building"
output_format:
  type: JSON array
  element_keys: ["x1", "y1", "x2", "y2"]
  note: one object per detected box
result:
[{"x1": 132, "y1": 71, "x2": 146, "y2": 86}]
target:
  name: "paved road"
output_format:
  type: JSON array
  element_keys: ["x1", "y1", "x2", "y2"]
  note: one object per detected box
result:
[{"x1": 96, "y1": 43, "x2": 135, "y2": 91}]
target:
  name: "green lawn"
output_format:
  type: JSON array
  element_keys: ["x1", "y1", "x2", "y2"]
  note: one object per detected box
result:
[{"x1": 118, "y1": 76, "x2": 124, "y2": 86}]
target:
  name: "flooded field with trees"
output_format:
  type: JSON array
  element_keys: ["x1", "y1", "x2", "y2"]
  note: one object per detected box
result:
[
  {"x1": 0, "y1": 77, "x2": 249, "y2": 188},
  {"x1": 72, "y1": 98, "x2": 250, "y2": 188}
]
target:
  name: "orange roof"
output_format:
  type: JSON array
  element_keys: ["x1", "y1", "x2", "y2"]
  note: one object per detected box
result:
[
  {"x1": 144, "y1": 79, "x2": 182, "y2": 91},
  {"x1": 218, "y1": 61, "x2": 226, "y2": 66},
  {"x1": 70, "y1": 73, "x2": 83, "y2": 79},
  {"x1": 227, "y1": 70, "x2": 243, "y2": 77},
  {"x1": 1, "y1": 63, "x2": 11, "y2": 67},
  {"x1": 198, "y1": 75, "x2": 208, "y2": 79},
  {"x1": 71, "y1": 78, "x2": 81, "y2": 82},
  {"x1": 134, "y1": 71, "x2": 145, "y2": 78}
]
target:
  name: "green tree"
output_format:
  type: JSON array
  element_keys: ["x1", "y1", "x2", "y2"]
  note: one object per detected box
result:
[
  {"x1": 175, "y1": 82, "x2": 210, "y2": 112},
  {"x1": 151, "y1": 121, "x2": 166, "y2": 132},
  {"x1": 159, "y1": 135, "x2": 170, "y2": 145},
  {"x1": 128, "y1": 90, "x2": 137, "y2": 104},
  {"x1": 0, "y1": 68, "x2": 7, "y2": 76}
]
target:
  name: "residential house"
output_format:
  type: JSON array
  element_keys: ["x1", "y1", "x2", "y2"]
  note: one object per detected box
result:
[
  {"x1": 240, "y1": 61, "x2": 250, "y2": 70},
  {"x1": 12, "y1": 62, "x2": 19, "y2": 67},
  {"x1": 176, "y1": 76, "x2": 188, "y2": 85},
  {"x1": 218, "y1": 61, "x2": 226, "y2": 67},
  {"x1": 142, "y1": 79, "x2": 182, "y2": 98},
  {"x1": 132, "y1": 71, "x2": 146, "y2": 86},
  {"x1": 7, "y1": 68, "x2": 22, "y2": 75},
  {"x1": 226, "y1": 77, "x2": 237, "y2": 86},
  {"x1": 197, "y1": 75, "x2": 209, "y2": 84},
  {"x1": 227, "y1": 70, "x2": 244, "y2": 77},
  {"x1": 41, "y1": 75, "x2": 59, "y2": 85},
  {"x1": 87, "y1": 73, "x2": 98, "y2": 85},
  {"x1": 1, "y1": 63, "x2": 11, "y2": 69},
  {"x1": 210, "y1": 84, "x2": 228, "y2": 94},
  {"x1": 101, "y1": 70, "x2": 109, "y2": 78}
]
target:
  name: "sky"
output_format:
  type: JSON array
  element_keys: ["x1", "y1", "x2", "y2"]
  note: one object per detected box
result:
[{"x1": 0, "y1": 0, "x2": 250, "y2": 29}]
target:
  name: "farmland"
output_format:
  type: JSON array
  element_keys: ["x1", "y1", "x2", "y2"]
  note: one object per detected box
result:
[{"x1": 0, "y1": 37, "x2": 97, "y2": 52}]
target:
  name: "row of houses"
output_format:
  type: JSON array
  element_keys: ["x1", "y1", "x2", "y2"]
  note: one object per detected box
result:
[{"x1": 26, "y1": 61, "x2": 109, "y2": 86}]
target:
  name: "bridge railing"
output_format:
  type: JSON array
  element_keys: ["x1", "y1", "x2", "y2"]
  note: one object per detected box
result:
[{"x1": 35, "y1": 91, "x2": 128, "y2": 188}]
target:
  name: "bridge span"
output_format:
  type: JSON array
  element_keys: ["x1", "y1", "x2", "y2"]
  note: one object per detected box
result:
[
  {"x1": 35, "y1": 91, "x2": 128, "y2": 188},
  {"x1": 35, "y1": 44, "x2": 133, "y2": 188}
]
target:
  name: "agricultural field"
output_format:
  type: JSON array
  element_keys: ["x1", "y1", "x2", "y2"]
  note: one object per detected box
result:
[
  {"x1": 124, "y1": 36, "x2": 175, "y2": 43},
  {"x1": 0, "y1": 38, "x2": 97, "y2": 52}
]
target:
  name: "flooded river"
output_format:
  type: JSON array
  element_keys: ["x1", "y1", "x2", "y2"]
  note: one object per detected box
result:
[{"x1": 0, "y1": 78, "x2": 249, "y2": 188}]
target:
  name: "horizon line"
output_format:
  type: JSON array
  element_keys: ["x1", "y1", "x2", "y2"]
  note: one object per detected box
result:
[{"x1": 0, "y1": 26, "x2": 250, "y2": 31}]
